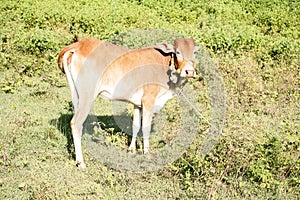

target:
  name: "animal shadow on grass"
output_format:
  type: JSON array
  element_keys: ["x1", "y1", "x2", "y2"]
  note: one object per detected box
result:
[{"x1": 50, "y1": 113, "x2": 136, "y2": 159}]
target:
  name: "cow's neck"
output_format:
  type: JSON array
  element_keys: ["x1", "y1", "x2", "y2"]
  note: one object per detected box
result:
[{"x1": 168, "y1": 54, "x2": 182, "y2": 84}]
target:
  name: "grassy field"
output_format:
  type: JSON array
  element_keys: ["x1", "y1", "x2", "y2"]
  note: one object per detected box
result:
[{"x1": 0, "y1": 0, "x2": 299, "y2": 199}]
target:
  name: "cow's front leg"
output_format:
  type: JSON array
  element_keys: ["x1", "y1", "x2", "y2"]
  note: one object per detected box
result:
[
  {"x1": 142, "y1": 109, "x2": 153, "y2": 154},
  {"x1": 128, "y1": 105, "x2": 141, "y2": 153}
]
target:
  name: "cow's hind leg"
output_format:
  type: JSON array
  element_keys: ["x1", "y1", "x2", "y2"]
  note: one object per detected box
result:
[
  {"x1": 128, "y1": 105, "x2": 141, "y2": 153},
  {"x1": 70, "y1": 99, "x2": 93, "y2": 169}
]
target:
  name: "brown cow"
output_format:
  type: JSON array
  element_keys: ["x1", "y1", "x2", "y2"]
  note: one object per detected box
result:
[{"x1": 58, "y1": 38, "x2": 199, "y2": 168}]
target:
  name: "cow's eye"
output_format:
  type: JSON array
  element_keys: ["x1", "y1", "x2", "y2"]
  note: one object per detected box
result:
[{"x1": 176, "y1": 50, "x2": 181, "y2": 55}]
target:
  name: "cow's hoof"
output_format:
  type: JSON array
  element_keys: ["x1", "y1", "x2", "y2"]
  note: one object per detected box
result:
[
  {"x1": 143, "y1": 148, "x2": 150, "y2": 154},
  {"x1": 76, "y1": 162, "x2": 86, "y2": 169},
  {"x1": 128, "y1": 147, "x2": 137, "y2": 154}
]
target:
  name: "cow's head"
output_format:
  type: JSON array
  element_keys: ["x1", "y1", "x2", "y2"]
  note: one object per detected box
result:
[{"x1": 156, "y1": 38, "x2": 199, "y2": 78}]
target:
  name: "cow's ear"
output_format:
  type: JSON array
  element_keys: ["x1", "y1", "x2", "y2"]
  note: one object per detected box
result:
[{"x1": 155, "y1": 42, "x2": 174, "y2": 54}]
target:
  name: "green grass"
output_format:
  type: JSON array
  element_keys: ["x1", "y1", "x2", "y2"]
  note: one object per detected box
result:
[{"x1": 1, "y1": 0, "x2": 299, "y2": 199}]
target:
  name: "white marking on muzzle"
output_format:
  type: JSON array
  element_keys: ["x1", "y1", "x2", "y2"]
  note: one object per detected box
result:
[{"x1": 180, "y1": 61, "x2": 196, "y2": 78}]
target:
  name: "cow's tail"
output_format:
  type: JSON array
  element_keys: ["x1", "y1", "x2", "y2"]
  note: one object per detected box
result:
[
  {"x1": 58, "y1": 42, "x2": 75, "y2": 73},
  {"x1": 57, "y1": 42, "x2": 80, "y2": 108}
]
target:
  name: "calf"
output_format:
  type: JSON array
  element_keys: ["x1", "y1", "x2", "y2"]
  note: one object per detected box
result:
[{"x1": 58, "y1": 38, "x2": 199, "y2": 168}]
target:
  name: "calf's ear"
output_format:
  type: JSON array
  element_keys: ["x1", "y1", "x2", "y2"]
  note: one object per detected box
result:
[{"x1": 155, "y1": 42, "x2": 174, "y2": 54}]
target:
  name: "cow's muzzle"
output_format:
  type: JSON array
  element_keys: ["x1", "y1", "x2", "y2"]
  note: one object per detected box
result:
[
  {"x1": 178, "y1": 60, "x2": 196, "y2": 78},
  {"x1": 184, "y1": 70, "x2": 195, "y2": 78}
]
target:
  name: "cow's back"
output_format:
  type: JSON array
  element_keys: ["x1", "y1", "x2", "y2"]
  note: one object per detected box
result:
[
  {"x1": 101, "y1": 47, "x2": 171, "y2": 84},
  {"x1": 98, "y1": 47, "x2": 172, "y2": 103}
]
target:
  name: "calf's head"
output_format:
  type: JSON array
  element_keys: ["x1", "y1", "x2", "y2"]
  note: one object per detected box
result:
[{"x1": 157, "y1": 38, "x2": 199, "y2": 78}]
